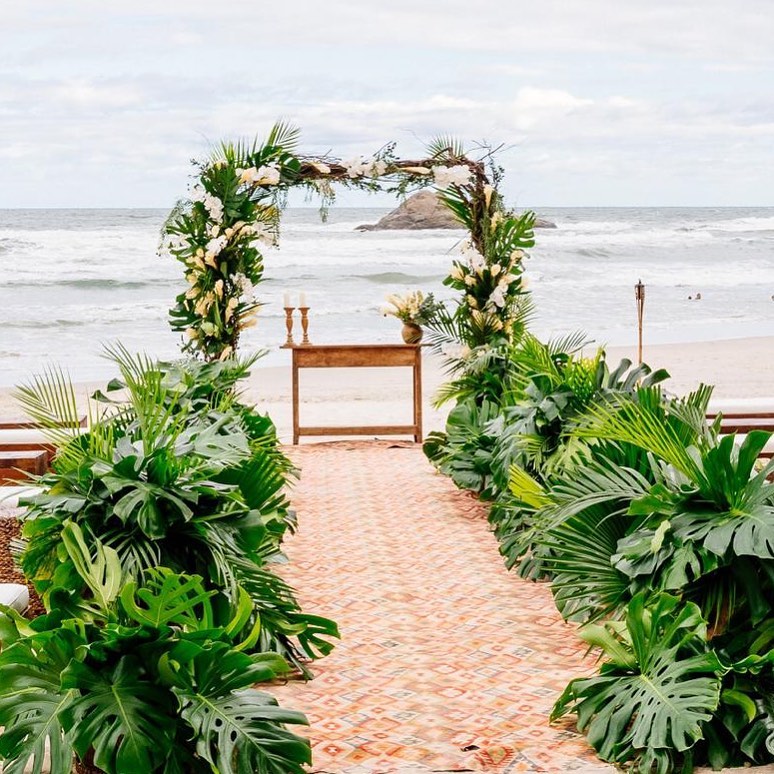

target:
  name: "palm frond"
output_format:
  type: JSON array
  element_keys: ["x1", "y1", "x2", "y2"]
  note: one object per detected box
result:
[
  {"x1": 264, "y1": 120, "x2": 301, "y2": 152},
  {"x1": 426, "y1": 135, "x2": 466, "y2": 160},
  {"x1": 511, "y1": 293, "x2": 536, "y2": 332},
  {"x1": 13, "y1": 366, "x2": 85, "y2": 449},
  {"x1": 421, "y1": 304, "x2": 463, "y2": 358},
  {"x1": 432, "y1": 380, "x2": 469, "y2": 408},
  {"x1": 509, "y1": 465, "x2": 550, "y2": 509},
  {"x1": 213, "y1": 137, "x2": 259, "y2": 166},
  {"x1": 574, "y1": 393, "x2": 703, "y2": 480},
  {"x1": 102, "y1": 343, "x2": 188, "y2": 448},
  {"x1": 546, "y1": 331, "x2": 590, "y2": 357},
  {"x1": 515, "y1": 334, "x2": 563, "y2": 380},
  {"x1": 665, "y1": 383, "x2": 715, "y2": 445},
  {"x1": 549, "y1": 457, "x2": 654, "y2": 521},
  {"x1": 547, "y1": 509, "x2": 636, "y2": 622},
  {"x1": 435, "y1": 187, "x2": 473, "y2": 229},
  {"x1": 212, "y1": 121, "x2": 301, "y2": 167}
]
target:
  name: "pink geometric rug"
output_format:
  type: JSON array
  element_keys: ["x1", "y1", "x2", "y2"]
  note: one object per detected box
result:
[{"x1": 271, "y1": 442, "x2": 612, "y2": 773}]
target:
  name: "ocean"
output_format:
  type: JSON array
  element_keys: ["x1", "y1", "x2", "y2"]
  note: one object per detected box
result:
[{"x1": 1, "y1": 206, "x2": 773, "y2": 387}]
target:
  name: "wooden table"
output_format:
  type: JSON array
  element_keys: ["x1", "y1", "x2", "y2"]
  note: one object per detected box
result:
[{"x1": 291, "y1": 344, "x2": 423, "y2": 445}]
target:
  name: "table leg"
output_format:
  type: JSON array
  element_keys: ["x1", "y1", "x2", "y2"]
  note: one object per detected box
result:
[
  {"x1": 292, "y1": 355, "x2": 300, "y2": 445},
  {"x1": 413, "y1": 349, "x2": 423, "y2": 443}
]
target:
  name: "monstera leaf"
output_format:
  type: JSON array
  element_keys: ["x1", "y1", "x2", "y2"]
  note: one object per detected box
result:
[
  {"x1": 553, "y1": 593, "x2": 723, "y2": 772},
  {"x1": 120, "y1": 569, "x2": 216, "y2": 629},
  {"x1": 60, "y1": 521, "x2": 123, "y2": 613},
  {"x1": 62, "y1": 655, "x2": 175, "y2": 774},
  {"x1": 669, "y1": 433, "x2": 774, "y2": 561},
  {"x1": 427, "y1": 398, "x2": 501, "y2": 495},
  {"x1": 0, "y1": 627, "x2": 79, "y2": 774},
  {"x1": 174, "y1": 642, "x2": 310, "y2": 774}
]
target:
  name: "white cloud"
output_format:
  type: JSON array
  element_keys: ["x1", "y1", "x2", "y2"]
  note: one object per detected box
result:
[
  {"x1": 5, "y1": 0, "x2": 774, "y2": 64},
  {"x1": 1, "y1": 1, "x2": 774, "y2": 206},
  {"x1": 54, "y1": 80, "x2": 145, "y2": 108}
]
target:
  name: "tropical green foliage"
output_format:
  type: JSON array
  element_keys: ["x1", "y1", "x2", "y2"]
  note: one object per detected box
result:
[
  {"x1": 14, "y1": 348, "x2": 337, "y2": 672},
  {"x1": 426, "y1": 335, "x2": 668, "y2": 509},
  {"x1": 426, "y1": 259, "x2": 774, "y2": 770},
  {"x1": 424, "y1": 399, "x2": 501, "y2": 497},
  {"x1": 0, "y1": 524, "x2": 310, "y2": 774},
  {"x1": 553, "y1": 592, "x2": 723, "y2": 774},
  {"x1": 420, "y1": 175, "x2": 536, "y2": 409}
]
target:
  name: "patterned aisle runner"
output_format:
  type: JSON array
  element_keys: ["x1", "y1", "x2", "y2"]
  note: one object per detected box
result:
[{"x1": 272, "y1": 442, "x2": 612, "y2": 774}]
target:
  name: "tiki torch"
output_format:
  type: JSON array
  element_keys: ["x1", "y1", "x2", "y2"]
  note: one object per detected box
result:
[{"x1": 635, "y1": 279, "x2": 645, "y2": 364}]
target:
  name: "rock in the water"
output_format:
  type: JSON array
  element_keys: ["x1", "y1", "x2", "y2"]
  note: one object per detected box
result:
[
  {"x1": 356, "y1": 190, "x2": 556, "y2": 231},
  {"x1": 356, "y1": 191, "x2": 461, "y2": 231}
]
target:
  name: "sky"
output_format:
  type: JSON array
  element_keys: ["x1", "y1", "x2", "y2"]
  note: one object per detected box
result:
[{"x1": 2, "y1": 0, "x2": 774, "y2": 208}]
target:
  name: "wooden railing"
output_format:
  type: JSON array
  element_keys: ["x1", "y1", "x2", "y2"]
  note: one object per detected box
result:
[
  {"x1": 0, "y1": 416, "x2": 86, "y2": 485},
  {"x1": 706, "y1": 410, "x2": 774, "y2": 459}
]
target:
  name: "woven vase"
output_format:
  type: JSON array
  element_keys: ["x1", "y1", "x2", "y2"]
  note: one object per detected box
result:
[{"x1": 401, "y1": 322, "x2": 423, "y2": 344}]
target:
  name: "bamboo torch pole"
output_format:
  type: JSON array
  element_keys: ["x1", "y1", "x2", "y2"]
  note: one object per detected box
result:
[{"x1": 635, "y1": 279, "x2": 645, "y2": 364}]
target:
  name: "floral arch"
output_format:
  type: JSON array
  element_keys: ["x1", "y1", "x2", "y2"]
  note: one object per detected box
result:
[{"x1": 161, "y1": 123, "x2": 536, "y2": 361}]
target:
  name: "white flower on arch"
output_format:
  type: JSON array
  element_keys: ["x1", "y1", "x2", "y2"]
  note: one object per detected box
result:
[
  {"x1": 490, "y1": 281, "x2": 509, "y2": 309},
  {"x1": 342, "y1": 156, "x2": 388, "y2": 178},
  {"x1": 460, "y1": 240, "x2": 485, "y2": 272},
  {"x1": 205, "y1": 235, "x2": 228, "y2": 256},
  {"x1": 432, "y1": 164, "x2": 474, "y2": 189},
  {"x1": 238, "y1": 164, "x2": 281, "y2": 186}
]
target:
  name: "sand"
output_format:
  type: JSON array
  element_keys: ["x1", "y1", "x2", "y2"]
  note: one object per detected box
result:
[{"x1": 0, "y1": 336, "x2": 772, "y2": 444}]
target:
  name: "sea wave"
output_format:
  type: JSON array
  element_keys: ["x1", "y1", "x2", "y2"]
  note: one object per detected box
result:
[
  {"x1": 356, "y1": 271, "x2": 446, "y2": 284},
  {"x1": 0, "y1": 237, "x2": 37, "y2": 254},
  {"x1": 539, "y1": 226, "x2": 717, "y2": 249},
  {"x1": 0, "y1": 302, "x2": 168, "y2": 328},
  {"x1": 548, "y1": 220, "x2": 634, "y2": 234},
  {"x1": 266, "y1": 252, "x2": 454, "y2": 268},
  {"x1": 4, "y1": 278, "x2": 178, "y2": 290},
  {"x1": 2, "y1": 205, "x2": 774, "y2": 388},
  {"x1": 258, "y1": 303, "x2": 411, "y2": 319},
  {"x1": 707, "y1": 216, "x2": 774, "y2": 232},
  {"x1": 573, "y1": 246, "x2": 613, "y2": 258}
]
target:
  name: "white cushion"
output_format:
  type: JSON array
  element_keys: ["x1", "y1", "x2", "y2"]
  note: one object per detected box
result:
[
  {"x1": 0, "y1": 486, "x2": 42, "y2": 506},
  {"x1": 0, "y1": 429, "x2": 52, "y2": 445},
  {"x1": 0, "y1": 584, "x2": 29, "y2": 613},
  {"x1": 709, "y1": 398, "x2": 774, "y2": 415}
]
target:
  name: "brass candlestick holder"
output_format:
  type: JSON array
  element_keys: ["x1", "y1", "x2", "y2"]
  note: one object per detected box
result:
[
  {"x1": 299, "y1": 307, "x2": 311, "y2": 345},
  {"x1": 281, "y1": 306, "x2": 296, "y2": 348}
]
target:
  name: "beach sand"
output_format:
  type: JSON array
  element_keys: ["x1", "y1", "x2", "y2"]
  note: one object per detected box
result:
[{"x1": 0, "y1": 335, "x2": 772, "y2": 444}]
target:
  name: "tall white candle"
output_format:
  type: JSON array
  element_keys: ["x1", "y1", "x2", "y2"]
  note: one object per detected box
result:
[
  {"x1": 283, "y1": 291, "x2": 291, "y2": 307},
  {"x1": 299, "y1": 291, "x2": 307, "y2": 307}
]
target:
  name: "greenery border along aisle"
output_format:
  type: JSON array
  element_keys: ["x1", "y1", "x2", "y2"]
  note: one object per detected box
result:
[
  {"x1": 1, "y1": 349, "x2": 332, "y2": 773},
  {"x1": 424, "y1": 200, "x2": 774, "y2": 770}
]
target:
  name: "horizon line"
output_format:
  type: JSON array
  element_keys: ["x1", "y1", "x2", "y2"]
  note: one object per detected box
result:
[{"x1": 2, "y1": 204, "x2": 774, "y2": 211}]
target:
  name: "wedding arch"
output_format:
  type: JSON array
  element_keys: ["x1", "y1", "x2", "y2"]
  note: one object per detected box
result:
[{"x1": 161, "y1": 122, "x2": 536, "y2": 361}]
